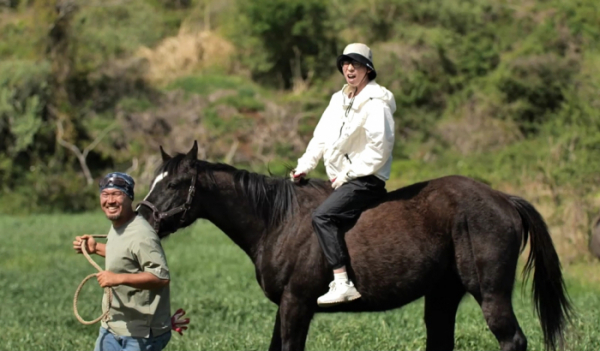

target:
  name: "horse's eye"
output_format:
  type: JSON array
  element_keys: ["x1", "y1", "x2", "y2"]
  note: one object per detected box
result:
[{"x1": 167, "y1": 182, "x2": 176, "y2": 189}]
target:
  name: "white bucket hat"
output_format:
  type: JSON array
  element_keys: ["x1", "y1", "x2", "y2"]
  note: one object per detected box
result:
[{"x1": 336, "y1": 43, "x2": 377, "y2": 80}]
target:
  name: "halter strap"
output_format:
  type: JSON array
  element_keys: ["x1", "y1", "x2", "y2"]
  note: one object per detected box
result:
[{"x1": 138, "y1": 167, "x2": 198, "y2": 233}]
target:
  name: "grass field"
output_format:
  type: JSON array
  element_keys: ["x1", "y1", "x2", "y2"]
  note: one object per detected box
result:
[{"x1": 1, "y1": 213, "x2": 600, "y2": 351}]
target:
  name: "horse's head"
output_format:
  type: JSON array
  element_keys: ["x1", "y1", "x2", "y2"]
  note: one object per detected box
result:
[{"x1": 137, "y1": 141, "x2": 202, "y2": 237}]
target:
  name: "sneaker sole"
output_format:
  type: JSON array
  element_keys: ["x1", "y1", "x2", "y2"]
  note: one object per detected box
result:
[{"x1": 317, "y1": 293, "x2": 362, "y2": 307}]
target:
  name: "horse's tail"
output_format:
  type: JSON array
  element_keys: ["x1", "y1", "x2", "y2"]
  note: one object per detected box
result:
[{"x1": 508, "y1": 195, "x2": 573, "y2": 351}]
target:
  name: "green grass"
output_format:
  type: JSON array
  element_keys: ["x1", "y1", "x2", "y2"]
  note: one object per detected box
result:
[{"x1": 1, "y1": 214, "x2": 600, "y2": 350}]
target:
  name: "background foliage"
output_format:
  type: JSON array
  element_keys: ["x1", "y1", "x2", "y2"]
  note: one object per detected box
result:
[{"x1": 1, "y1": 0, "x2": 600, "y2": 260}]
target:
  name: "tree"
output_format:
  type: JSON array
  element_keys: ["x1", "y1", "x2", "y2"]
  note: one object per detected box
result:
[{"x1": 233, "y1": 0, "x2": 338, "y2": 90}]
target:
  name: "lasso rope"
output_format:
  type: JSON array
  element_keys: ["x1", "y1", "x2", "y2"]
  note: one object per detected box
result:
[{"x1": 73, "y1": 235, "x2": 113, "y2": 325}]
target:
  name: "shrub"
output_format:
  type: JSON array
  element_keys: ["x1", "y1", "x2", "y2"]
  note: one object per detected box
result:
[{"x1": 225, "y1": 0, "x2": 338, "y2": 89}]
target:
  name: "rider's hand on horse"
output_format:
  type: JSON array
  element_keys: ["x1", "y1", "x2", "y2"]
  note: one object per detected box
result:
[
  {"x1": 171, "y1": 308, "x2": 190, "y2": 335},
  {"x1": 290, "y1": 169, "x2": 306, "y2": 183},
  {"x1": 96, "y1": 271, "x2": 122, "y2": 288},
  {"x1": 73, "y1": 235, "x2": 97, "y2": 255}
]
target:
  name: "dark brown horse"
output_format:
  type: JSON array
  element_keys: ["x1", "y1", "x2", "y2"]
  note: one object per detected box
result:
[{"x1": 138, "y1": 142, "x2": 572, "y2": 351}]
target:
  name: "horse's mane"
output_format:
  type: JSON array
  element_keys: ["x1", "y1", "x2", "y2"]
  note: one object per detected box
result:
[{"x1": 155, "y1": 154, "x2": 329, "y2": 229}]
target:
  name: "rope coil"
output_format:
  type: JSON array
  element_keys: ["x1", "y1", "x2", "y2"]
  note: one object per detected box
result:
[{"x1": 73, "y1": 235, "x2": 113, "y2": 325}]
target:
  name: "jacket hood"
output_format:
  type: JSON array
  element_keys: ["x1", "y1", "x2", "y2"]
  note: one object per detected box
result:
[{"x1": 342, "y1": 80, "x2": 396, "y2": 114}]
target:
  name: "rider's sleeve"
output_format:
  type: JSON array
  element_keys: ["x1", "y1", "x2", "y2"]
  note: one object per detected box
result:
[
  {"x1": 347, "y1": 100, "x2": 395, "y2": 179},
  {"x1": 295, "y1": 102, "x2": 334, "y2": 175}
]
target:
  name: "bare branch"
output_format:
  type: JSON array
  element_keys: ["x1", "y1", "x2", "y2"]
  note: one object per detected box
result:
[
  {"x1": 224, "y1": 138, "x2": 239, "y2": 164},
  {"x1": 55, "y1": 117, "x2": 94, "y2": 185},
  {"x1": 83, "y1": 123, "x2": 117, "y2": 158},
  {"x1": 50, "y1": 105, "x2": 115, "y2": 186},
  {"x1": 126, "y1": 157, "x2": 139, "y2": 174}
]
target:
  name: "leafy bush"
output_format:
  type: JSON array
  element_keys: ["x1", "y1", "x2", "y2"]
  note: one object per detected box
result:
[
  {"x1": 71, "y1": 0, "x2": 165, "y2": 73},
  {"x1": 0, "y1": 60, "x2": 51, "y2": 185},
  {"x1": 225, "y1": 0, "x2": 338, "y2": 89}
]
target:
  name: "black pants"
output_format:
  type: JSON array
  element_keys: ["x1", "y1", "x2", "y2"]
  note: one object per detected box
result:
[{"x1": 311, "y1": 175, "x2": 386, "y2": 269}]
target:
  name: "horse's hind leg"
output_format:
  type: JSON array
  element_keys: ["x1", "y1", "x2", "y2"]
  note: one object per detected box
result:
[
  {"x1": 424, "y1": 276, "x2": 466, "y2": 351},
  {"x1": 476, "y1": 292, "x2": 527, "y2": 351},
  {"x1": 463, "y1": 226, "x2": 528, "y2": 350}
]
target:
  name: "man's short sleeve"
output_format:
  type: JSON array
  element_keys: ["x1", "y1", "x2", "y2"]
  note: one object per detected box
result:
[{"x1": 133, "y1": 237, "x2": 170, "y2": 280}]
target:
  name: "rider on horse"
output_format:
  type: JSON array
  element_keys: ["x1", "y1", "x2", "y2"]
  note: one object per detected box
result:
[{"x1": 291, "y1": 43, "x2": 396, "y2": 307}]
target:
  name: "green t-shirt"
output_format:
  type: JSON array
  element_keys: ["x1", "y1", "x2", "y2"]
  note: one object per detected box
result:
[{"x1": 101, "y1": 214, "x2": 171, "y2": 338}]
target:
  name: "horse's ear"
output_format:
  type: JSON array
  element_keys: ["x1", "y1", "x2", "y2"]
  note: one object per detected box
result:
[
  {"x1": 185, "y1": 140, "x2": 198, "y2": 161},
  {"x1": 160, "y1": 145, "x2": 171, "y2": 162}
]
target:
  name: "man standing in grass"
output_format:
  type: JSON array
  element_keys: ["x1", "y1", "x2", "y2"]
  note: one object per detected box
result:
[{"x1": 73, "y1": 172, "x2": 174, "y2": 351}]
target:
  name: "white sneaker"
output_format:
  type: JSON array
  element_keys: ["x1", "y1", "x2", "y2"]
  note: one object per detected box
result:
[{"x1": 317, "y1": 280, "x2": 362, "y2": 307}]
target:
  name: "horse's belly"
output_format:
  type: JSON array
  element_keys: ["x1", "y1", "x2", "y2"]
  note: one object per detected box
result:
[
  {"x1": 316, "y1": 289, "x2": 425, "y2": 313},
  {"x1": 344, "y1": 224, "x2": 453, "y2": 310}
]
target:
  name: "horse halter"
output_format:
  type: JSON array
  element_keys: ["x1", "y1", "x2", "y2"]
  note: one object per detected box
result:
[{"x1": 138, "y1": 168, "x2": 198, "y2": 234}]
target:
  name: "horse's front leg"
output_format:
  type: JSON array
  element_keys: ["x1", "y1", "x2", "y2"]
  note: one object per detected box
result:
[{"x1": 279, "y1": 292, "x2": 315, "y2": 351}]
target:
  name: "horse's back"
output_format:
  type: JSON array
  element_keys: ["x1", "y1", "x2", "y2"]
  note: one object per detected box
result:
[
  {"x1": 339, "y1": 176, "x2": 464, "y2": 307},
  {"x1": 339, "y1": 175, "x2": 520, "y2": 309},
  {"x1": 283, "y1": 175, "x2": 521, "y2": 311}
]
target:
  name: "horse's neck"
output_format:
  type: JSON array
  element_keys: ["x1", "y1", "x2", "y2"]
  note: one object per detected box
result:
[
  {"x1": 202, "y1": 177, "x2": 267, "y2": 263},
  {"x1": 199, "y1": 169, "x2": 328, "y2": 263}
]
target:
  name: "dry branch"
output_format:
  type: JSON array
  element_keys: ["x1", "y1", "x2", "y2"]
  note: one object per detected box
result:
[
  {"x1": 50, "y1": 105, "x2": 116, "y2": 185},
  {"x1": 224, "y1": 138, "x2": 239, "y2": 164}
]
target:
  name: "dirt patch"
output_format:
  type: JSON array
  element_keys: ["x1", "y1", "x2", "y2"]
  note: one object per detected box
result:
[{"x1": 137, "y1": 29, "x2": 235, "y2": 84}]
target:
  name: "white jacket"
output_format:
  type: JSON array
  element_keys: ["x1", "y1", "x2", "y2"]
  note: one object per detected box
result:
[{"x1": 295, "y1": 80, "x2": 396, "y2": 182}]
